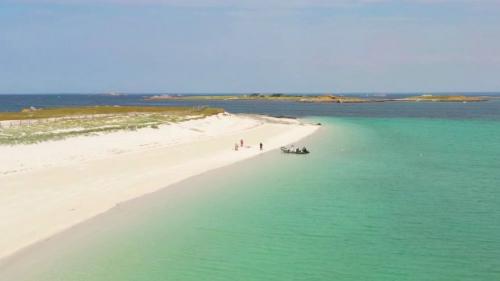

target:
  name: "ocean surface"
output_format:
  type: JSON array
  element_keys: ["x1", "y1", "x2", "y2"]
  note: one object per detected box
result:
[
  {"x1": 1, "y1": 94, "x2": 500, "y2": 280},
  {"x1": 1, "y1": 93, "x2": 500, "y2": 120}
]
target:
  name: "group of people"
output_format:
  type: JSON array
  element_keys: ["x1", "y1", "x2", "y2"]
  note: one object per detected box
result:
[{"x1": 234, "y1": 139, "x2": 263, "y2": 151}]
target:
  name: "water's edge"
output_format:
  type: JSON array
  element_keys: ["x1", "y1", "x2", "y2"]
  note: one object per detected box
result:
[{"x1": 0, "y1": 121, "x2": 323, "y2": 271}]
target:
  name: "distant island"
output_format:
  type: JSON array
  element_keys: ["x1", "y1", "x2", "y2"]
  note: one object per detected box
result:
[
  {"x1": 145, "y1": 94, "x2": 488, "y2": 103},
  {"x1": 104, "y1": 92, "x2": 126, "y2": 96},
  {"x1": 145, "y1": 94, "x2": 369, "y2": 103},
  {"x1": 401, "y1": 95, "x2": 487, "y2": 102}
]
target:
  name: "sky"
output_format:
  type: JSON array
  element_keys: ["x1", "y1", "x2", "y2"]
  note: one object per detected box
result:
[{"x1": 0, "y1": 0, "x2": 499, "y2": 93}]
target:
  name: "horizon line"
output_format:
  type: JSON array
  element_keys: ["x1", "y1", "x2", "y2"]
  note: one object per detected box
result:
[{"x1": 1, "y1": 91, "x2": 500, "y2": 95}]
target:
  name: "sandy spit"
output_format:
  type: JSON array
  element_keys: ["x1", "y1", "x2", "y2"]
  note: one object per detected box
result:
[{"x1": 0, "y1": 113, "x2": 319, "y2": 260}]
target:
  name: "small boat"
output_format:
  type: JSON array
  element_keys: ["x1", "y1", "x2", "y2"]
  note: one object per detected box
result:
[{"x1": 281, "y1": 146, "x2": 310, "y2": 154}]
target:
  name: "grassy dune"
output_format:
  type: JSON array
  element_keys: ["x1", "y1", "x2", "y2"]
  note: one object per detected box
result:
[
  {"x1": 0, "y1": 106, "x2": 224, "y2": 145},
  {"x1": 0, "y1": 106, "x2": 223, "y2": 121}
]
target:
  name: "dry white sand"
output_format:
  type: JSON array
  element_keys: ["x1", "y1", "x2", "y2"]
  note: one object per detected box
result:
[{"x1": 0, "y1": 113, "x2": 319, "y2": 260}]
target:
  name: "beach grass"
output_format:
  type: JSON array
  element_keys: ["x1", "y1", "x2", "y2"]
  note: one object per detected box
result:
[
  {"x1": 0, "y1": 106, "x2": 223, "y2": 121},
  {"x1": 0, "y1": 106, "x2": 224, "y2": 145}
]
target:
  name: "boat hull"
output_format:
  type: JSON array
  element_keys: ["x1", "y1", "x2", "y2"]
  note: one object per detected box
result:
[{"x1": 281, "y1": 147, "x2": 310, "y2": 154}]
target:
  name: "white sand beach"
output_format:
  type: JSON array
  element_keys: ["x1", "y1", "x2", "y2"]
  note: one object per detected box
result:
[{"x1": 0, "y1": 113, "x2": 319, "y2": 260}]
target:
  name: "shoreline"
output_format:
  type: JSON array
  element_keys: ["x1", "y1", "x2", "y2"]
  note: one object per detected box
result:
[{"x1": 0, "y1": 113, "x2": 319, "y2": 261}]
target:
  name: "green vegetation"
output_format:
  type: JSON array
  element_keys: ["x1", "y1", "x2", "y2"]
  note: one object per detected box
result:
[
  {"x1": 0, "y1": 105, "x2": 223, "y2": 121},
  {"x1": 0, "y1": 106, "x2": 224, "y2": 145}
]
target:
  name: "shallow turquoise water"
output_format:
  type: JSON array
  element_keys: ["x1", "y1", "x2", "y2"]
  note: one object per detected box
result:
[{"x1": 2, "y1": 117, "x2": 500, "y2": 281}]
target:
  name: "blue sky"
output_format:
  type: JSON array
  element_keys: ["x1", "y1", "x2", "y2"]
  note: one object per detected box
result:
[{"x1": 1, "y1": 0, "x2": 499, "y2": 93}]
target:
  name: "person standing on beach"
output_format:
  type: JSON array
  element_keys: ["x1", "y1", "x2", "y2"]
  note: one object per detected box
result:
[
  {"x1": 260, "y1": 142, "x2": 263, "y2": 151},
  {"x1": 240, "y1": 139, "x2": 244, "y2": 147},
  {"x1": 234, "y1": 143, "x2": 239, "y2": 151}
]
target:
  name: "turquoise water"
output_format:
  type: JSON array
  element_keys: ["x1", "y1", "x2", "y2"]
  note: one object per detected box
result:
[{"x1": 2, "y1": 117, "x2": 500, "y2": 280}]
